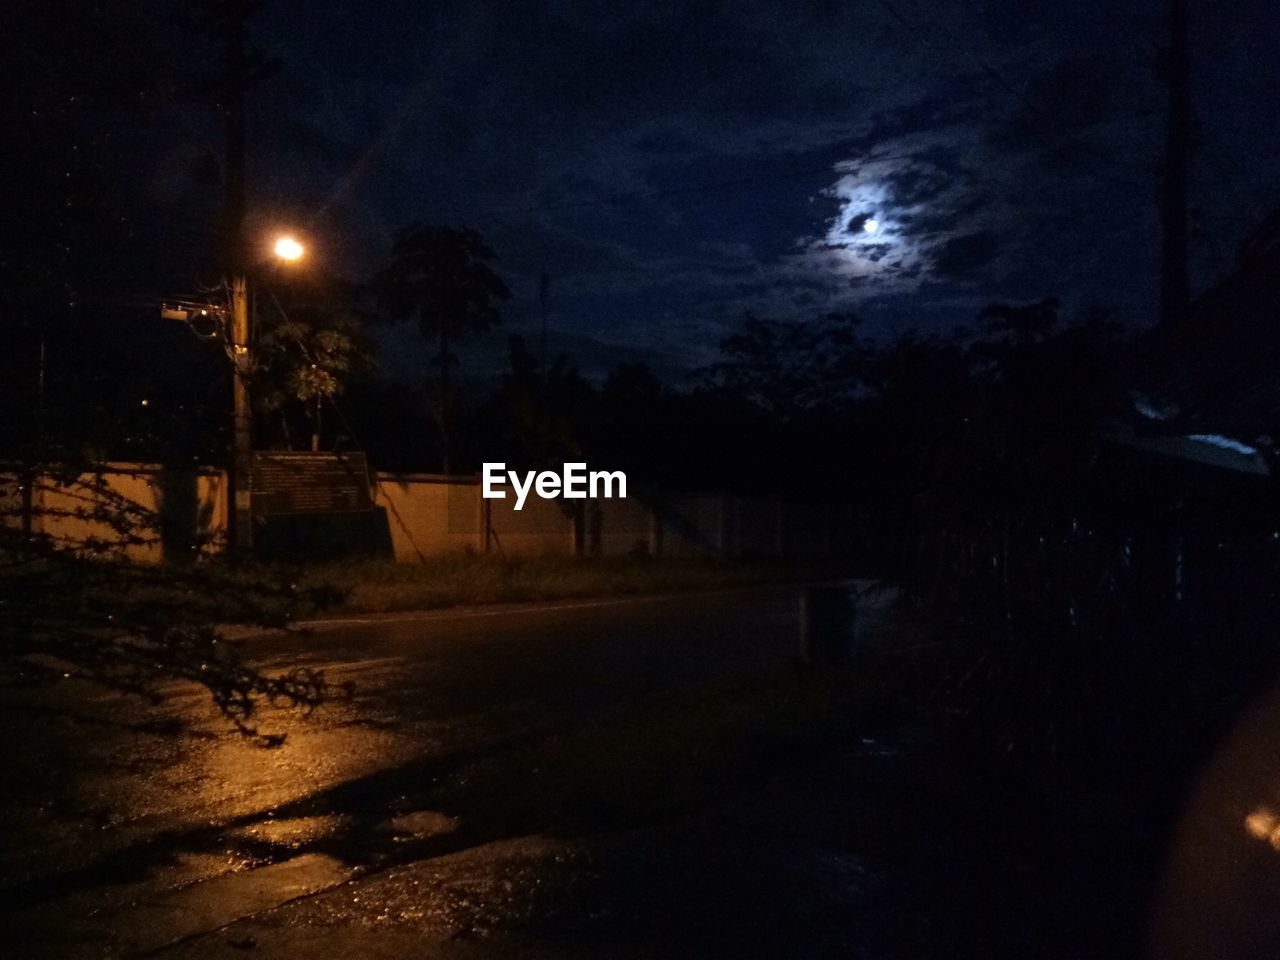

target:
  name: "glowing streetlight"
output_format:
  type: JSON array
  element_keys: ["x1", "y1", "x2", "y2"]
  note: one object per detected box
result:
[
  {"x1": 274, "y1": 236, "x2": 304, "y2": 261},
  {"x1": 228, "y1": 231, "x2": 307, "y2": 557}
]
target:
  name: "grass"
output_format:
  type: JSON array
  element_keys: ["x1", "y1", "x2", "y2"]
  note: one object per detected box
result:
[{"x1": 291, "y1": 554, "x2": 851, "y2": 615}]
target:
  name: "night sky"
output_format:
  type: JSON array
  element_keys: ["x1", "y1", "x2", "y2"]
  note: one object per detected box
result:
[{"x1": 147, "y1": 0, "x2": 1280, "y2": 382}]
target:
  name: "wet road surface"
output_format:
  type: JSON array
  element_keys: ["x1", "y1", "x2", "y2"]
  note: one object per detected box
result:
[
  {"x1": 2, "y1": 585, "x2": 887, "y2": 958},
  {"x1": 0, "y1": 582, "x2": 1174, "y2": 958}
]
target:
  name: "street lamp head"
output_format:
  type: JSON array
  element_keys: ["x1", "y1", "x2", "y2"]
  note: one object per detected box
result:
[{"x1": 273, "y1": 236, "x2": 304, "y2": 261}]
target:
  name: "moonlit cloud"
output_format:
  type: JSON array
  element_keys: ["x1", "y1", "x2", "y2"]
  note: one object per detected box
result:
[{"x1": 246, "y1": 0, "x2": 1280, "y2": 377}]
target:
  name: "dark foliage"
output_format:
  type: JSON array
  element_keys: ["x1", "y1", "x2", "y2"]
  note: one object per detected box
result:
[
  {"x1": 374, "y1": 224, "x2": 512, "y2": 471},
  {"x1": 688, "y1": 296, "x2": 1280, "y2": 782},
  {"x1": 695, "y1": 311, "x2": 865, "y2": 419},
  {"x1": 905, "y1": 301, "x2": 1280, "y2": 782},
  {"x1": 254, "y1": 270, "x2": 376, "y2": 450},
  {"x1": 0, "y1": 459, "x2": 342, "y2": 743}
]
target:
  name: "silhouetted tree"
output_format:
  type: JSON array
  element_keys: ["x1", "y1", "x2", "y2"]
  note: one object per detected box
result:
[
  {"x1": 486, "y1": 334, "x2": 596, "y2": 469},
  {"x1": 697, "y1": 311, "x2": 865, "y2": 419},
  {"x1": 255, "y1": 273, "x2": 375, "y2": 451},
  {"x1": 375, "y1": 225, "x2": 511, "y2": 472}
]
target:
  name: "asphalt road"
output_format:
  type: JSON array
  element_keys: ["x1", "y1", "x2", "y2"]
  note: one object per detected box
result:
[
  {"x1": 0, "y1": 582, "x2": 1165, "y2": 959},
  {"x1": 0, "y1": 585, "x2": 822, "y2": 958}
]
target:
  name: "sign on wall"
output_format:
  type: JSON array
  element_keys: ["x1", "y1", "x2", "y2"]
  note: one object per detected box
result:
[{"x1": 251, "y1": 451, "x2": 372, "y2": 516}]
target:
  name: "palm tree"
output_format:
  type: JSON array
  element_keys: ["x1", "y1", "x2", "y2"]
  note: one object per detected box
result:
[{"x1": 375, "y1": 224, "x2": 510, "y2": 473}]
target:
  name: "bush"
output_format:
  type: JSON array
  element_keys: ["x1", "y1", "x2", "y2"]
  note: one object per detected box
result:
[{"x1": 0, "y1": 462, "x2": 341, "y2": 741}]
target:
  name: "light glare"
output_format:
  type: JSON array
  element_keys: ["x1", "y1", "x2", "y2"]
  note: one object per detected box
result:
[{"x1": 274, "y1": 236, "x2": 304, "y2": 260}]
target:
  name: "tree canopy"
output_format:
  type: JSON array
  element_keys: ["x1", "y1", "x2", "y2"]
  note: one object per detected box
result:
[{"x1": 375, "y1": 224, "x2": 511, "y2": 471}]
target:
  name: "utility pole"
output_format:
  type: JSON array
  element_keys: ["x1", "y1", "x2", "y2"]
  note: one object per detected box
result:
[
  {"x1": 1159, "y1": 0, "x2": 1191, "y2": 328},
  {"x1": 23, "y1": 338, "x2": 46, "y2": 537},
  {"x1": 176, "y1": 2, "x2": 277, "y2": 556},
  {"x1": 222, "y1": 2, "x2": 252, "y2": 558},
  {"x1": 209, "y1": 0, "x2": 271, "y2": 557},
  {"x1": 229, "y1": 274, "x2": 252, "y2": 556}
]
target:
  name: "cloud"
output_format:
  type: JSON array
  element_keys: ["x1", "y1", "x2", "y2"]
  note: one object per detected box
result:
[
  {"x1": 244, "y1": 0, "x2": 1280, "y2": 379},
  {"x1": 930, "y1": 231, "x2": 999, "y2": 279}
]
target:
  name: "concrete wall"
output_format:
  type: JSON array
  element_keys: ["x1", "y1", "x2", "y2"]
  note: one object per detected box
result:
[
  {"x1": 732, "y1": 497, "x2": 785, "y2": 557},
  {"x1": 373, "y1": 473, "x2": 485, "y2": 559},
  {"x1": 655, "y1": 496, "x2": 726, "y2": 558},
  {"x1": 374, "y1": 478, "x2": 841, "y2": 563},
  {"x1": 373, "y1": 473, "x2": 578, "y2": 560},
  {"x1": 5, "y1": 463, "x2": 226, "y2": 563},
  {"x1": 586, "y1": 495, "x2": 655, "y2": 557},
  {"x1": 6, "y1": 463, "x2": 846, "y2": 564},
  {"x1": 488, "y1": 490, "x2": 576, "y2": 557}
]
